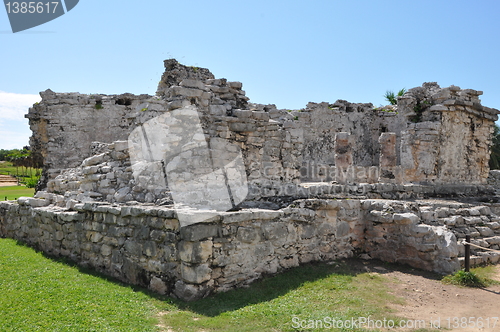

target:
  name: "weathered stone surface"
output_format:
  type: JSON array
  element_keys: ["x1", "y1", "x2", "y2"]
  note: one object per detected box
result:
[
  {"x1": 178, "y1": 240, "x2": 213, "y2": 263},
  {"x1": 180, "y1": 224, "x2": 219, "y2": 241},
  {"x1": 7, "y1": 59, "x2": 500, "y2": 302},
  {"x1": 149, "y1": 277, "x2": 168, "y2": 295},
  {"x1": 181, "y1": 263, "x2": 212, "y2": 284},
  {"x1": 393, "y1": 213, "x2": 419, "y2": 225}
]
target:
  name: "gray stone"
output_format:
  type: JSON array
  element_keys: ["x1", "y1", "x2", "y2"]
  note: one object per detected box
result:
[
  {"x1": 149, "y1": 277, "x2": 168, "y2": 295},
  {"x1": 181, "y1": 263, "x2": 212, "y2": 284},
  {"x1": 476, "y1": 227, "x2": 494, "y2": 237},
  {"x1": 173, "y1": 280, "x2": 211, "y2": 302},
  {"x1": 178, "y1": 240, "x2": 212, "y2": 263},
  {"x1": 236, "y1": 227, "x2": 258, "y2": 243},
  {"x1": 484, "y1": 236, "x2": 500, "y2": 245},
  {"x1": 393, "y1": 213, "x2": 419, "y2": 225},
  {"x1": 124, "y1": 240, "x2": 142, "y2": 256},
  {"x1": 180, "y1": 224, "x2": 219, "y2": 241}
]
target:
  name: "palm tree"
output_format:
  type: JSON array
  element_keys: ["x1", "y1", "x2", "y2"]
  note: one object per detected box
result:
[{"x1": 384, "y1": 88, "x2": 407, "y2": 105}]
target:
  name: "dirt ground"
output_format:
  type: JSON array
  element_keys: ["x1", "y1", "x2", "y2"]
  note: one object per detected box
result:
[
  {"x1": 0, "y1": 182, "x2": 18, "y2": 187},
  {"x1": 356, "y1": 259, "x2": 500, "y2": 332}
]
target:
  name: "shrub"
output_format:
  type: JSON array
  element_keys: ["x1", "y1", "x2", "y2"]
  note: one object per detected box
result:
[
  {"x1": 442, "y1": 270, "x2": 486, "y2": 287},
  {"x1": 24, "y1": 176, "x2": 40, "y2": 189},
  {"x1": 384, "y1": 88, "x2": 407, "y2": 105}
]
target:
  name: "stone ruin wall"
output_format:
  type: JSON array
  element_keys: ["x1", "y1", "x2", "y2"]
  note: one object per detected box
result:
[
  {"x1": 1, "y1": 59, "x2": 499, "y2": 301},
  {"x1": 28, "y1": 60, "x2": 499, "y2": 198},
  {"x1": 0, "y1": 197, "x2": 462, "y2": 301},
  {"x1": 2, "y1": 193, "x2": 500, "y2": 301}
]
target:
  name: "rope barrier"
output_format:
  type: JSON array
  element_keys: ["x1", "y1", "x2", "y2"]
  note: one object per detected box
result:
[{"x1": 461, "y1": 241, "x2": 500, "y2": 254}]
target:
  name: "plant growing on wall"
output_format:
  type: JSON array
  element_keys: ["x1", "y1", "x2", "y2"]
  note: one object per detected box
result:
[{"x1": 384, "y1": 88, "x2": 406, "y2": 105}]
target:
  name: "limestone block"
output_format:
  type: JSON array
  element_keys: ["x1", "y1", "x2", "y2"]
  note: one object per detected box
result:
[
  {"x1": 178, "y1": 240, "x2": 213, "y2": 263},
  {"x1": 335, "y1": 221, "x2": 350, "y2": 237},
  {"x1": 82, "y1": 153, "x2": 106, "y2": 167},
  {"x1": 180, "y1": 224, "x2": 219, "y2": 241},
  {"x1": 142, "y1": 241, "x2": 157, "y2": 257},
  {"x1": 420, "y1": 210, "x2": 436, "y2": 222},
  {"x1": 367, "y1": 210, "x2": 393, "y2": 223},
  {"x1": 100, "y1": 244, "x2": 112, "y2": 256},
  {"x1": 486, "y1": 222, "x2": 500, "y2": 230},
  {"x1": 476, "y1": 227, "x2": 494, "y2": 237},
  {"x1": 173, "y1": 280, "x2": 212, "y2": 302},
  {"x1": 436, "y1": 207, "x2": 451, "y2": 218},
  {"x1": 393, "y1": 213, "x2": 419, "y2": 225},
  {"x1": 181, "y1": 263, "x2": 212, "y2": 284},
  {"x1": 379, "y1": 133, "x2": 397, "y2": 167},
  {"x1": 228, "y1": 81, "x2": 243, "y2": 89},
  {"x1": 334, "y1": 132, "x2": 353, "y2": 169},
  {"x1": 26, "y1": 198, "x2": 51, "y2": 207},
  {"x1": 124, "y1": 240, "x2": 142, "y2": 256},
  {"x1": 114, "y1": 187, "x2": 131, "y2": 202},
  {"x1": 180, "y1": 79, "x2": 205, "y2": 90},
  {"x1": 228, "y1": 122, "x2": 257, "y2": 132},
  {"x1": 236, "y1": 227, "x2": 259, "y2": 243},
  {"x1": 279, "y1": 255, "x2": 299, "y2": 269},
  {"x1": 412, "y1": 224, "x2": 433, "y2": 237},
  {"x1": 169, "y1": 86, "x2": 204, "y2": 98},
  {"x1": 209, "y1": 105, "x2": 227, "y2": 116},
  {"x1": 471, "y1": 206, "x2": 491, "y2": 215},
  {"x1": 463, "y1": 217, "x2": 482, "y2": 225},
  {"x1": 149, "y1": 277, "x2": 168, "y2": 295},
  {"x1": 262, "y1": 222, "x2": 288, "y2": 247},
  {"x1": 484, "y1": 236, "x2": 500, "y2": 245}
]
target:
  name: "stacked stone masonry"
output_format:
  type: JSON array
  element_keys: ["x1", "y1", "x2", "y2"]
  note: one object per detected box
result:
[
  {"x1": 0, "y1": 59, "x2": 499, "y2": 301},
  {"x1": 0, "y1": 197, "x2": 474, "y2": 301}
]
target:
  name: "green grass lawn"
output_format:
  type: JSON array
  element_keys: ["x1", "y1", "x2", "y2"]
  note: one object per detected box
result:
[
  {"x1": 0, "y1": 238, "x2": 446, "y2": 332},
  {"x1": 0, "y1": 185, "x2": 35, "y2": 201},
  {"x1": 0, "y1": 238, "x2": 162, "y2": 332}
]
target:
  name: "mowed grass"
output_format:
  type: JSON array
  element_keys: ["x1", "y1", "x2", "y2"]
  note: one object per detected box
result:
[
  {"x1": 0, "y1": 237, "x2": 427, "y2": 332},
  {"x1": 158, "y1": 265, "x2": 407, "y2": 332},
  {"x1": 0, "y1": 238, "x2": 163, "y2": 331},
  {"x1": 0, "y1": 185, "x2": 35, "y2": 201}
]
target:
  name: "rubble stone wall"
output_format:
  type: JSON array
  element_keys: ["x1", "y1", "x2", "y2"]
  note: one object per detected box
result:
[
  {"x1": 12, "y1": 59, "x2": 500, "y2": 301},
  {"x1": 0, "y1": 197, "x2": 461, "y2": 301},
  {"x1": 28, "y1": 60, "x2": 499, "y2": 195},
  {"x1": 399, "y1": 84, "x2": 498, "y2": 184},
  {"x1": 415, "y1": 201, "x2": 500, "y2": 267},
  {"x1": 26, "y1": 90, "x2": 152, "y2": 189}
]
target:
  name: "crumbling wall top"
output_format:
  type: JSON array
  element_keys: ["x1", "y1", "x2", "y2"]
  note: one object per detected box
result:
[{"x1": 156, "y1": 59, "x2": 215, "y2": 97}]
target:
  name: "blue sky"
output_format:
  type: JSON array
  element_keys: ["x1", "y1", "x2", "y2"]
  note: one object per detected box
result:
[{"x1": 1, "y1": 0, "x2": 499, "y2": 149}]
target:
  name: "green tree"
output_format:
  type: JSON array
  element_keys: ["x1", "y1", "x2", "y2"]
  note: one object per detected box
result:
[
  {"x1": 490, "y1": 124, "x2": 500, "y2": 170},
  {"x1": 6, "y1": 148, "x2": 31, "y2": 177},
  {"x1": 0, "y1": 149, "x2": 11, "y2": 161}
]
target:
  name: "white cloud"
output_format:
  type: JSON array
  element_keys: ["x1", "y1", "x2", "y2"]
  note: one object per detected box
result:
[
  {"x1": 0, "y1": 120, "x2": 31, "y2": 149},
  {"x1": 0, "y1": 91, "x2": 41, "y2": 121},
  {"x1": 0, "y1": 92, "x2": 40, "y2": 149}
]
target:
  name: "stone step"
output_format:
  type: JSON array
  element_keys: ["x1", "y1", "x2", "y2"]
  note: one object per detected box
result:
[{"x1": 0, "y1": 175, "x2": 17, "y2": 182}]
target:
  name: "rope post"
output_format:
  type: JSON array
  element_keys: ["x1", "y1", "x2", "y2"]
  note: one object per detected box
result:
[{"x1": 465, "y1": 234, "x2": 471, "y2": 272}]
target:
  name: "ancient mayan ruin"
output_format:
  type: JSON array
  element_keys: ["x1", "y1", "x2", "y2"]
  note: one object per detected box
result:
[{"x1": 1, "y1": 59, "x2": 500, "y2": 301}]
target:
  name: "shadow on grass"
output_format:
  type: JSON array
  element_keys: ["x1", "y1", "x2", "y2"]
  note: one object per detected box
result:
[
  {"x1": 6, "y1": 238, "x2": 177, "y2": 303},
  {"x1": 175, "y1": 261, "x2": 358, "y2": 317},
  {"x1": 6, "y1": 238, "x2": 450, "y2": 318}
]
